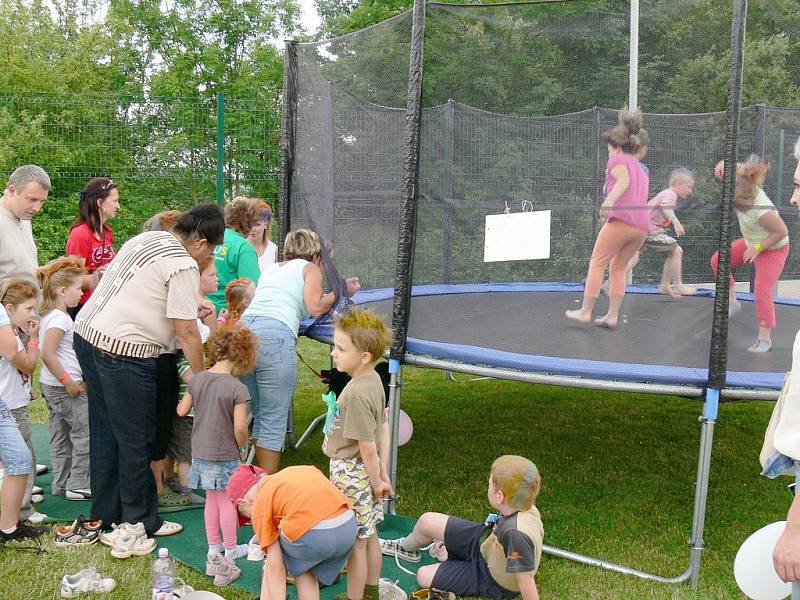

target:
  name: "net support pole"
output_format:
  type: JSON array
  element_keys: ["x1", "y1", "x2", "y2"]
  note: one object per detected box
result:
[
  {"x1": 628, "y1": 0, "x2": 639, "y2": 109},
  {"x1": 279, "y1": 40, "x2": 299, "y2": 257},
  {"x1": 387, "y1": 0, "x2": 427, "y2": 514},
  {"x1": 690, "y1": 0, "x2": 748, "y2": 589},
  {"x1": 216, "y1": 91, "x2": 225, "y2": 207}
]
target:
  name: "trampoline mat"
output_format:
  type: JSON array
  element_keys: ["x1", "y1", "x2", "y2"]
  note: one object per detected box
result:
[{"x1": 353, "y1": 288, "x2": 799, "y2": 389}]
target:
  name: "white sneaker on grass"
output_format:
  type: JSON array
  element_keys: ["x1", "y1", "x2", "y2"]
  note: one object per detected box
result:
[
  {"x1": 111, "y1": 532, "x2": 156, "y2": 558},
  {"x1": 31, "y1": 493, "x2": 44, "y2": 504},
  {"x1": 99, "y1": 522, "x2": 147, "y2": 547},
  {"x1": 380, "y1": 537, "x2": 422, "y2": 562},
  {"x1": 31, "y1": 485, "x2": 44, "y2": 495},
  {"x1": 60, "y1": 567, "x2": 115, "y2": 598},
  {"x1": 35, "y1": 464, "x2": 48, "y2": 476}
]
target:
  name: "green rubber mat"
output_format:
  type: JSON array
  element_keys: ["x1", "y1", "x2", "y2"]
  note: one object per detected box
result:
[{"x1": 31, "y1": 423, "x2": 431, "y2": 597}]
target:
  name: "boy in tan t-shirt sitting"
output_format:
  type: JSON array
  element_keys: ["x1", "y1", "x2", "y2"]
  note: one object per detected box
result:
[
  {"x1": 323, "y1": 308, "x2": 393, "y2": 600},
  {"x1": 381, "y1": 455, "x2": 543, "y2": 600}
]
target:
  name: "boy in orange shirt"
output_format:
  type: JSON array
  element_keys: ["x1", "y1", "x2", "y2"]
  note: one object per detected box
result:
[{"x1": 323, "y1": 308, "x2": 393, "y2": 600}]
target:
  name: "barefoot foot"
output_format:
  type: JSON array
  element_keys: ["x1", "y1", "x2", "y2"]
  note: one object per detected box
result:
[
  {"x1": 565, "y1": 309, "x2": 593, "y2": 323},
  {"x1": 594, "y1": 315, "x2": 618, "y2": 328},
  {"x1": 673, "y1": 285, "x2": 696, "y2": 296},
  {"x1": 659, "y1": 285, "x2": 681, "y2": 298}
]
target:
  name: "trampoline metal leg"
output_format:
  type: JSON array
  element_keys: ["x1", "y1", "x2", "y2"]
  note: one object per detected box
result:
[
  {"x1": 543, "y1": 391, "x2": 717, "y2": 588},
  {"x1": 688, "y1": 391, "x2": 717, "y2": 589},
  {"x1": 386, "y1": 362, "x2": 402, "y2": 515},
  {"x1": 289, "y1": 413, "x2": 326, "y2": 450}
]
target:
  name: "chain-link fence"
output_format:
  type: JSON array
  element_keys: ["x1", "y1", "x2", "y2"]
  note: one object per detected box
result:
[{"x1": 0, "y1": 92, "x2": 281, "y2": 262}]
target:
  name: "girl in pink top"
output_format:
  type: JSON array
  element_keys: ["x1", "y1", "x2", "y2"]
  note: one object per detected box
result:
[
  {"x1": 567, "y1": 108, "x2": 649, "y2": 328},
  {"x1": 65, "y1": 177, "x2": 120, "y2": 318}
]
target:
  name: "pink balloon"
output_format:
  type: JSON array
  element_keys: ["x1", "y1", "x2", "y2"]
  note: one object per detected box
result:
[{"x1": 397, "y1": 409, "x2": 413, "y2": 446}]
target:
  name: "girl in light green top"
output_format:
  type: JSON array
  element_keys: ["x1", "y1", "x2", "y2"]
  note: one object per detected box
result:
[{"x1": 712, "y1": 156, "x2": 790, "y2": 352}]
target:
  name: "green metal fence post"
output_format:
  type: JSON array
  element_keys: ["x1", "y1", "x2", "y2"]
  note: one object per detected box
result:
[{"x1": 216, "y1": 91, "x2": 225, "y2": 207}]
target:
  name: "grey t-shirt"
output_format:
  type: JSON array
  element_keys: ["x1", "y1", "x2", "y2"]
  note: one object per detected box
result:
[
  {"x1": 322, "y1": 370, "x2": 386, "y2": 460},
  {"x1": 188, "y1": 371, "x2": 250, "y2": 461}
]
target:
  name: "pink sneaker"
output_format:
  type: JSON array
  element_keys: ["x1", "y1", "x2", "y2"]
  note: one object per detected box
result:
[{"x1": 208, "y1": 554, "x2": 241, "y2": 586}]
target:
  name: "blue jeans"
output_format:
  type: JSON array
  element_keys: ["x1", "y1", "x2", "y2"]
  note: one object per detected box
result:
[
  {"x1": 0, "y1": 400, "x2": 32, "y2": 476},
  {"x1": 240, "y1": 316, "x2": 297, "y2": 451},
  {"x1": 74, "y1": 335, "x2": 163, "y2": 535}
]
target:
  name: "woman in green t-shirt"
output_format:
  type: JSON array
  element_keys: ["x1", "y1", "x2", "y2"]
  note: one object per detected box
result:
[{"x1": 207, "y1": 197, "x2": 262, "y2": 313}]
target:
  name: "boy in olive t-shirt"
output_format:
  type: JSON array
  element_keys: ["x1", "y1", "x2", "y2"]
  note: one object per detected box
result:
[{"x1": 323, "y1": 308, "x2": 393, "y2": 600}]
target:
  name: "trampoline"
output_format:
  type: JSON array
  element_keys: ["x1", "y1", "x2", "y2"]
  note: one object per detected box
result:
[{"x1": 306, "y1": 283, "x2": 797, "y2": 398}]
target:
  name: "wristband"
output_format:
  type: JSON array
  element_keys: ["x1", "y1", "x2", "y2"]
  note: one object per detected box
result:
[
  {"x1": 27, "y1": 341, "x2": 39, "y2": 350},
  {"x1": 754, "y1": 242, "x2": 764, "y2": 253},
  {"x1": 58, "y1": 372, "x2": 71, "y2": 384}
]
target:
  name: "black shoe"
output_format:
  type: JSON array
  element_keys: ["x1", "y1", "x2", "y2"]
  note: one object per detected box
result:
[{"x1": 0, "y1": 521, "x2": 47, "y2": 541}]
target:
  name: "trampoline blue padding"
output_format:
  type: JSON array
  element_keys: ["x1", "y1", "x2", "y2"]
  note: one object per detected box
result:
[{"x1": 303, "y1": 283, "x2": 799, "y2": 391}]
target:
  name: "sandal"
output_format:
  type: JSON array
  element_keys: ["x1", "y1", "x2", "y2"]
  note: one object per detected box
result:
[
  {"x1": 158, "y1": 488, "x2": 192, "y2": 513},
  {"x1": 154, "y1": 520, "x2": 183, "y2": 537}
]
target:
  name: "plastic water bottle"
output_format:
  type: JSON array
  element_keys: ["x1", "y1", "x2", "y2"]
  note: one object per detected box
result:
[{"x1": 151, "y1": 547, "x2": 177, "y2": 600}]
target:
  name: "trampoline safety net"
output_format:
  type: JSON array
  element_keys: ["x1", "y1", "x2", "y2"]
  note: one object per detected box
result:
[{"x1": 287, "y1": 0, "x2": 800, "y2": 392}]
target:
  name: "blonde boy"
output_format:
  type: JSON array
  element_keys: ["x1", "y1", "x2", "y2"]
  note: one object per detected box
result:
[
  {"x1": 644, "y1": 168, "x2": 696, "y2": 296},
  {"x1": 381, "y1": 456, "x2": 543, "y2": 600},
  {"x1": 323, "y1": 308, "x2": 393, "y2": 600}
]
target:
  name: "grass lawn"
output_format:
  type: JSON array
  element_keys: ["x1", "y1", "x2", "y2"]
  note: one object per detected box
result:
[{"x1": 2, "y1": 337, "x2": 785, "y2": 599}]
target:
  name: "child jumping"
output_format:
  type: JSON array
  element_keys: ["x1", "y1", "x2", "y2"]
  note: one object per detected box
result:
[
  {"x1": 323, "y1": 308, "x2": 393, "y2": 600},
  {"x1": 643, "y1": 168, "x2": 696, "y2": 296},
  {"x1": 0, "y1": 280, "x2": 43, "y2": 522},
  {"x1": 381, "y1": 455, "x2": 543, "y2": 600},
  {"x1": 177, "y1": 323, "x2": 257, "y2": 586},
  {"x1": 37, "y1": 258, "x2": 91, "y2": 501}
]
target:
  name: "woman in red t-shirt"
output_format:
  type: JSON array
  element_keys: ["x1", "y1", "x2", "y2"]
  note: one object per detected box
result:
[{"x1": 65, "y1": 177, "x2": 119, "y2": 318}]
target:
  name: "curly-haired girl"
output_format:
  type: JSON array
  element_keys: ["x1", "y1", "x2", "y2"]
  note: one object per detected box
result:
[{"x1": 176, "y1": 323, "x2": 258, "y2": 583}]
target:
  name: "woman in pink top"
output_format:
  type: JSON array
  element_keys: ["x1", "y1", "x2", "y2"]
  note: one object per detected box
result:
[{"x1": 567, "y1": 108, "x2": 649, "y2": 328}]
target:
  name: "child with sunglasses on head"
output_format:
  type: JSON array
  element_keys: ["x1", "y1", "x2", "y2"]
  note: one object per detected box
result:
[
  {"x1": 176, "y1": 323, "x2": 257, "y2": 586},
  {"x1": 37, "y1": 257, "x2": 91, "y2": 502}
]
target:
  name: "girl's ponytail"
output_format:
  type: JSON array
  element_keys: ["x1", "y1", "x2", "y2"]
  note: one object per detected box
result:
[{"x1": 37, "y1": 257, "x2": 86, "y2": 315}]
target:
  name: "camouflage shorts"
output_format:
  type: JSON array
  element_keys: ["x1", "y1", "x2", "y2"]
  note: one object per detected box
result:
[{"x1": 330, "y1": 457, "x2": 384, "y2": 538}]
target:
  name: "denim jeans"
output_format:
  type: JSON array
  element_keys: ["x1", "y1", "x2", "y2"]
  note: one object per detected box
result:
[
  {"x1": 74, "y1": 334, "x2": 163, "y2": 535},
  {"x1": 0, "y1": 400, "x2": 32, "y2": 476},
  {"x1": 240, "y1": 316, "x2": 297, "y2": 451},
  {"x1": 10, "y1": 406, "x2": 35, "y2": 518}
]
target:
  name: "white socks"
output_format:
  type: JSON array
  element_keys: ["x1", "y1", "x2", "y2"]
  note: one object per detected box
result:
[
  {"x1": 225, "y1": 544, "x2": 249, "y2": 560},
  {"x1": 208, "y1": 543, "x2": 223, "y2": 557}
]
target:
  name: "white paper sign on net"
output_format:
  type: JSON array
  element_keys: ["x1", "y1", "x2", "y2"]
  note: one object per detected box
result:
[{"x1": 484, "y1": 210, "x2": 551, "y2": 263}]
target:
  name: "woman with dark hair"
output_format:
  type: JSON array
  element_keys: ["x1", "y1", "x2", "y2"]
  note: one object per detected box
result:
[
  {"x1": 207, "y1": 197, "x2": 261, "y2": 314},
  {"x1": 73, "y1": 204, "x2": 225, "y2": 540},
  {"x1": 566, "y1": 108, "x2": 649, "y2": 328},
  {"x1": 65, "y1": 177, "x2": 120, "y2": 318}
]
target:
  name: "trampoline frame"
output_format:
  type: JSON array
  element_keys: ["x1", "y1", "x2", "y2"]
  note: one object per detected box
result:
[{"x1": 280, "y1": 0, "x2": 752, "y2": 591}]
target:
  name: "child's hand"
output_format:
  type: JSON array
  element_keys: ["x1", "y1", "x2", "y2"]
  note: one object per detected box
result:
[
  {"x1": 65, "y1": 379, "x2": 82, "y2": 397},
  {"x1": 674, "y1": 222, "x2": 686, "y2": 237},
  {"x1": 197, "y1": 299, "x2": 215, "y2": 321},
  {"x1": 743, "y1": 245, "x2": 759, "y2": 264},
  {"x1": 599, "y1": 202, "x2": 613, "y2": 221},
  {"x1": 26, "y1": 319, "x2": 39, "y2": 339},
  {"x1": 345, "y1": 277, "x2": 361, "y2": 297},
  {"x1": 372, "y1": 478, "x2": 394, "y2": 499},
  {"x1": 714, "y1": 160, "x2": 725, "y2": 181}
]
